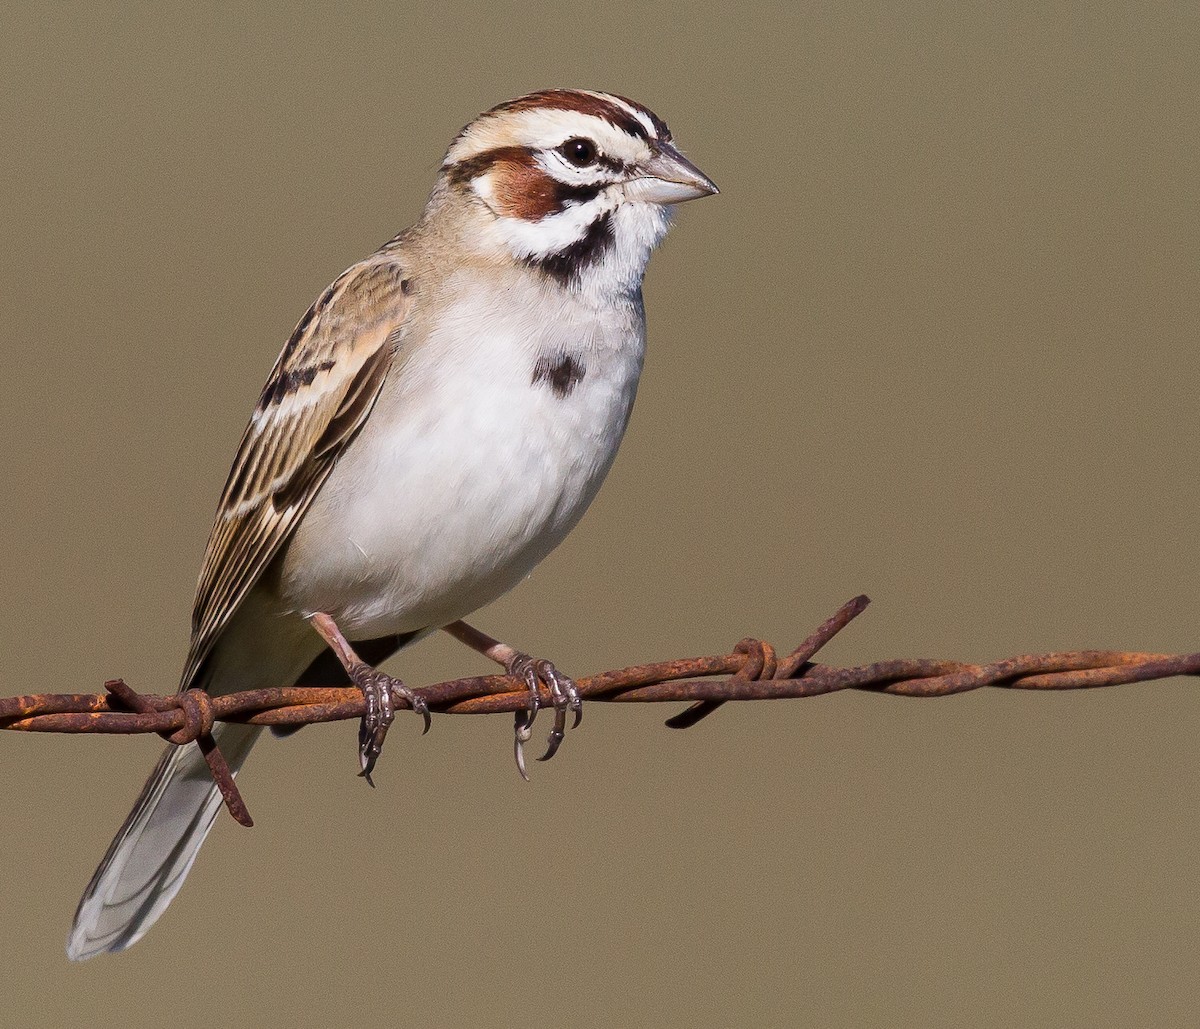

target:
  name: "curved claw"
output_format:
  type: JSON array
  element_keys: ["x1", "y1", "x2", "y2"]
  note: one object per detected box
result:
[
  {"x1": 537, "y1": 715, "x2": 567, "y2": 762},
  {"x1": 514, "y1": 710, "x2": 533, "y2": 781},
  {"x1": 408, "y1": 694, "x2": 432, "y2": 735}
]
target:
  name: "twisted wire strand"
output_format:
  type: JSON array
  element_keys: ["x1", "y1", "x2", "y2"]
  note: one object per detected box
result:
[{"x1": 4, "y1": 597, "x2": 1195, "y2": 825}]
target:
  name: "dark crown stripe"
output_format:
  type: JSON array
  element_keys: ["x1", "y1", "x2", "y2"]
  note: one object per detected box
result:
[
  {"x1": 605, "y1": 92, "x2": 672, "y2": 141},
  {"x1": 485, "y1": 89, "x2": 669, "y2": 142}
]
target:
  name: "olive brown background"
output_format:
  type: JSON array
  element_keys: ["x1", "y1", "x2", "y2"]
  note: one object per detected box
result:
[{"x1": 2, "y1": 4, "x2": 1197, "y2": 1026}]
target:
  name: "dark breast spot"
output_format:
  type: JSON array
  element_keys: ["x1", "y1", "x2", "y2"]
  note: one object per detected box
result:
[{"x1": 532, "y1": 353, "x2": 586, "y2": 399}]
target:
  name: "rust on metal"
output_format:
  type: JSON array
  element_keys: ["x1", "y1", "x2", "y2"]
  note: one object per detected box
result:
[
  {"x1": 104, "y1": 678, "x2": 253, "y2": 828},
  {"x1": 4, "y1": 596, "x2": 1199, "y2": 828}
]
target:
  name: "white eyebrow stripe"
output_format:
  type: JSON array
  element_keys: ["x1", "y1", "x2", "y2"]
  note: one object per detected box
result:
[{"x1": 445, "y1": 108, "x2": 651, "y2": 167}]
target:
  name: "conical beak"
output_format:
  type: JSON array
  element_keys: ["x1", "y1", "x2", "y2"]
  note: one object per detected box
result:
[{"x1": 625, "y1": 141, "x2": 719, "y2": 205}]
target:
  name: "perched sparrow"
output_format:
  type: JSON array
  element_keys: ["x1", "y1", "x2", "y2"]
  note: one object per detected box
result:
[{"x1": 67, "y1": 89, "x2": 717, "y2": 960}]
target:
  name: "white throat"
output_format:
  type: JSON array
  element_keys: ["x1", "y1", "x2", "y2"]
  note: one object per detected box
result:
[{"x1": 472, "y1": 179, "x2": 673, "y2": 301}]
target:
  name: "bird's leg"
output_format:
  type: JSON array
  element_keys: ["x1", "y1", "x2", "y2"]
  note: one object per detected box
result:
[
  {"x1": 442, "y1": 620, "x2": 581, "y2": 780},
  {"x1": 308, "y1": 612, "x2": 430, "y2": 786}
]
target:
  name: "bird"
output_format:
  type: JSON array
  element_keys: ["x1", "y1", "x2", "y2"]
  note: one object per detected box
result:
[{"x1": 66, "y1": 88, "x2": 717, "y2": 960}]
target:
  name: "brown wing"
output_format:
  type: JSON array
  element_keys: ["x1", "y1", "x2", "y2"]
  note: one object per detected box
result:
[{"x1": 181, "y1": 256, "x2": 413, "y2": 689}]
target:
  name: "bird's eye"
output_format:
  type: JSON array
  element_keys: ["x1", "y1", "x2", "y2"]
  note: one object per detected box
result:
[{"x1": 559, "y1": 138, "x2": 598, "y2": 167}]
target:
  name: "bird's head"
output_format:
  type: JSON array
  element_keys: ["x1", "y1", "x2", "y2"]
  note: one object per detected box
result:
[{"x1": 435, "y1": 89, "x2": 718, "y2": 294}]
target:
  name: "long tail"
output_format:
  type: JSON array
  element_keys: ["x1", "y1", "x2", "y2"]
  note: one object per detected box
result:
[
  {"x1": 65, "y1": 724, "x2": 261, "y2": 960},
  {"x1": 66, "y1": 622, "x2": 419, "y2": 960}
]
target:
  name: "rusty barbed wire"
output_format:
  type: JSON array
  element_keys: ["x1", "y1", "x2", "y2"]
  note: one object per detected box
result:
[{"x1": 4, "y1": 596, "x2": 1198, "y2": 826}]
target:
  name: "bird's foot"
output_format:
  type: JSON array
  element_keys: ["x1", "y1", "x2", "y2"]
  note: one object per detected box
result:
[
  {"x1": 347, "y1": 662, "x2": 430, "y2": 786},
  {"x1": 307, "y1": 612, "x2": 430, "y2": 787},
  {"x1": 438, "y1": 620, "x2": 582, "y2": 781},
  {"x1": 505, "y1": 653, "x2": 582, "y2": 781}
]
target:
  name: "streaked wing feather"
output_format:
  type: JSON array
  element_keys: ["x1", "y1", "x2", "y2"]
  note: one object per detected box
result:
[{"x1": 181, "y1": 257, "x2": 411, "y2": 689}]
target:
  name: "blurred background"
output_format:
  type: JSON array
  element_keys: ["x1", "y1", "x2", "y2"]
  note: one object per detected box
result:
[{"x1": 1, "y1": 3, "x2": 1197, "y2": 1026}]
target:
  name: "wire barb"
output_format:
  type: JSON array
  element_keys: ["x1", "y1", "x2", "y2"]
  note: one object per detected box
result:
[{"x1": 4, "y1": 595, "x2": 1198, "y2": 826}]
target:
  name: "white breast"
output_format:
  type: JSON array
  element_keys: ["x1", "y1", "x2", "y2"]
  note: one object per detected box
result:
[{"x1": 278, "y1": 267, "x2": 646, "y2": 637}]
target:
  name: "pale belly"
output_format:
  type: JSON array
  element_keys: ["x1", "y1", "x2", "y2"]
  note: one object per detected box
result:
[{"x1": 276, "y1": 280, "x2": 645, "y2": 639}]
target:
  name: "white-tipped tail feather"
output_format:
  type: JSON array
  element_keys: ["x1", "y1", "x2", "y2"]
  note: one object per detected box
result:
[{"x1": 66, "y1": 724, "x2": 260, "y2": 960}]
